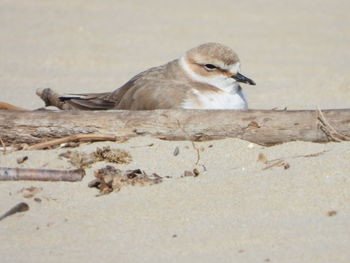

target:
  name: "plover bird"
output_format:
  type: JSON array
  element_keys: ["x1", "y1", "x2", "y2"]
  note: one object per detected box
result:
[{"x1": 59, "y1": 42, "x2": 255, "y2": 110}]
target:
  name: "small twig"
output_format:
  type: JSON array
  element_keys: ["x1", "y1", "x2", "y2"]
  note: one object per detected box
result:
[
  {"x1": 26, "y1": 133, "x2": 119, "y2": 150},
  {"x1": 0, "y1": 167, "x2": 85, "y2": 181},
  {"x1": 262, "y1": 160, "x2": 289, "y2": 170},
  {"x1": 317, "y1": 107, "x2": 350, "y2": 142},
  {"x1": 318, "y1": 107, "x2": 340, "y2": 135},
  {"x1": 0, "y1": 202, "x2": 29, "y2": 221},
  {"x1": 267, "y1": 150, "x2": 328, "y2": 164},
  {"x1": 0, "y1": 137, "x2": 6, "y2": 153},
  {"x1": 130, "y1": 143, "x2": 154, "y2": 148}
]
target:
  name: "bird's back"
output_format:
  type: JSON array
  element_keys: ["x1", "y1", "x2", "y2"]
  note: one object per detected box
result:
[{"x1": 108, "y1": 60, "x2": 192, "y2": 110}]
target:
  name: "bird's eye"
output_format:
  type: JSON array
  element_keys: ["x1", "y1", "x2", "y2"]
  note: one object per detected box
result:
[{"x1": 204, "y1": 64, "x2": 217, "y2": 70}]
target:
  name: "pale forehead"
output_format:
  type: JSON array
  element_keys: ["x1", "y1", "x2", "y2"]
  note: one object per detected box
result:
[{"x1": 186, "y1": 42, "x2": 240, "y2": 66}]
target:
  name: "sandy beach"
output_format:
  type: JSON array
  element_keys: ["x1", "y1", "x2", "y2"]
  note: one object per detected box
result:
[{"x1": 1, "y1": 0, "x2": 350, "y2": 262}]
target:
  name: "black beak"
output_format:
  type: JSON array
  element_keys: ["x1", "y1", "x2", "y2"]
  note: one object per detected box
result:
[{"x1": 232, "y1": 72, "x2": 256, "y2": 85}]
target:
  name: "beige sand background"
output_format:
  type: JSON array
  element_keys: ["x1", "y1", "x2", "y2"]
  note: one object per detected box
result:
[{"x1": 0, "y1": 0, "x2": 350, "y2": 262}]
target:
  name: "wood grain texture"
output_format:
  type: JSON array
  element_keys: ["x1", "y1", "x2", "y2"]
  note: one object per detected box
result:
[{"x1": 0, "y1": 109, "x2": 349, "y2": 145}]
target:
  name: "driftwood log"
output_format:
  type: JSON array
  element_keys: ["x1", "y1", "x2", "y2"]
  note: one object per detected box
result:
[{"x1": 0, "y1": 109, "x2": 349, "y2": 146}]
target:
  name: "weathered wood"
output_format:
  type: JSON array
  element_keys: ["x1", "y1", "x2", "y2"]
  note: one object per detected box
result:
[
  {"x1": 0, "y1": 167, "x2": 85, "y2": 181},
  {"x1": 26, "y1": 133, "x2": 119, "y2": 150},
  {"x1": 0, "y1": 109, "x2": 349, "y2": 146}
]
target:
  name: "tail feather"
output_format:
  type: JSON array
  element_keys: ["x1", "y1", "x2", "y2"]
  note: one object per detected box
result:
[
  {"x1": 36, "y1": 88, "x2": 116, "y2": 110},
  {"x1": 59, "y1": 92, "x2": 115, "y2": 110}
]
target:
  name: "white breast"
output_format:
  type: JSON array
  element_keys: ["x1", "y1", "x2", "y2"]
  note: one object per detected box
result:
[{"x1": 182, "y1": 89, "x2": 248, "y2": 110}]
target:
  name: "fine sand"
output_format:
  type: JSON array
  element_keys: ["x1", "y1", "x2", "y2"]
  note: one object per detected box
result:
[{"x1": 1, "y1": 0, "x2": 350, "y2": 262}]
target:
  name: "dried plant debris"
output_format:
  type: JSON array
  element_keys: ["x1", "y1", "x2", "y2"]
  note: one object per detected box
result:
[
  {"x1": 259, "y1": 150, "x2": 328, "y2": 170},
  {"x1": 18, "y1": 186, "x2": 43, "y2": 198},
  {"x1": 130, "y1": 143, "x2": 154, "y2": 148},
  {"x1": 258, "y1": 153, "x2": 290, "y2": 170},
  {"x1": 59, "y1": 151, "x2": 93, "y2": 169},
  {"x1": 0, "y1": 202, "x2": 29, "y2": 221},
  {"x1": 93, "y1": 147, "x2": 132, "y2": 164},
  {"x1": 17, "y1": 156, "x2": 28, "y2": 164},
  {"x1": 302, "y1": 151, "x2": 327, "y2": 158},
  {"x1": 262, "y1": 160, "x2": 290, "y2": 170},
  {"x1": 259, "y1": 150, "x2": 329, "y2": 171},
  {"x1": 327, "y1": 210, "x2": 337, "y2": 217},
  {"x1": 257, "y1": 153, "x2": 268, "y2": 164},
  {"x1": 182, "y1": 168, "x2": 200, "y2": 177},
  {"x1": 183, "y1": 171, "x2": 194, "y2": 177},
  {"x1": 60, "y1": 146, "x2": 132, "y2": 168},
  {"x1": 89, "y1": 165, "x2": 162, "y2": 195},
  {"x1": 173, "y1": 146, "x2": 180, "y2": 156},
  {"x1": 34, "y1": 197, "x2": 42, "y2": 203},
  {"x1": 247, "y1": 121, "x2": 261, "y2": 129}
]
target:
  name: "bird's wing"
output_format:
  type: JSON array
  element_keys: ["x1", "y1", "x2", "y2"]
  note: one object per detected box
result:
[
  {"x1": 107, "y1": 61, "x2": 192, "y2": 110},
  {"x1": 59, "y1": 92, "x2": 116, "y2": 110},
  {"x1": 114, "y1": 80, "x2": 191, "y2": 110}
]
